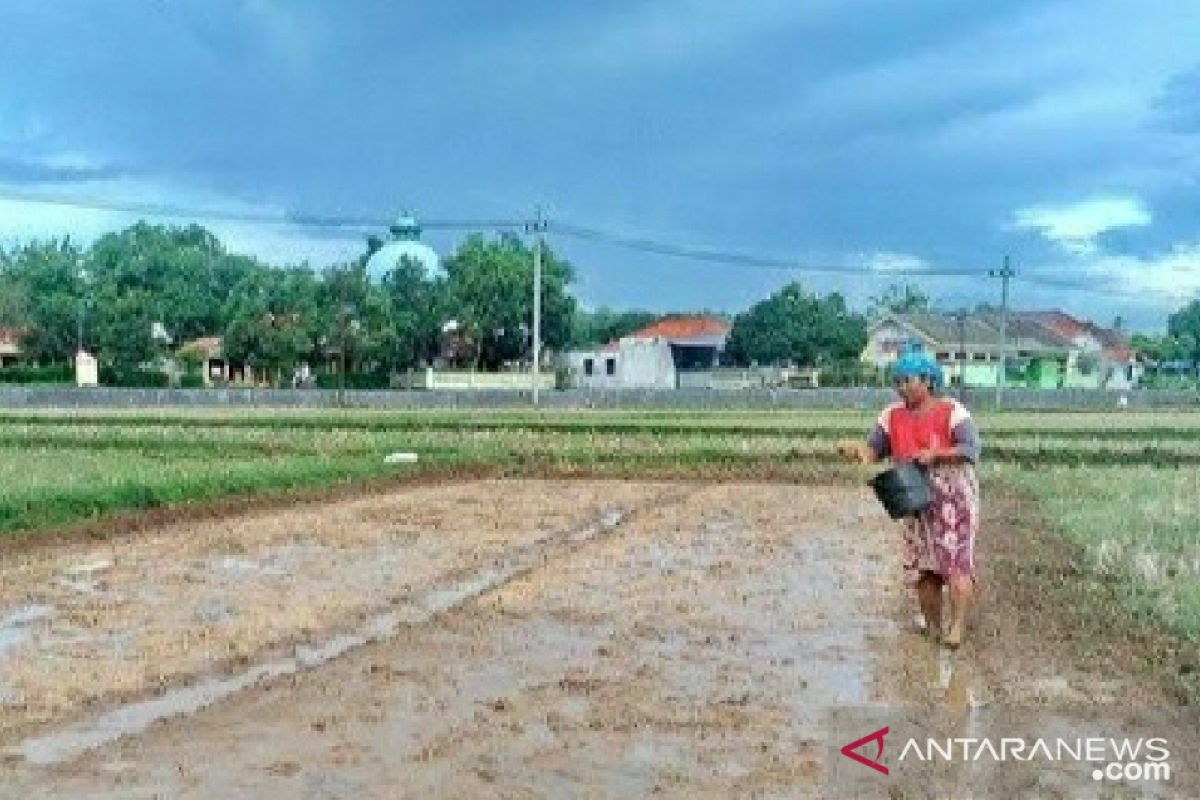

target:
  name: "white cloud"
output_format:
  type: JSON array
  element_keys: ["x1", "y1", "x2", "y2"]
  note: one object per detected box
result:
[
  {"x1": 1013, "y1": 195, "x2": 1151, "y2": 254},
  {"x1": 1084, "y1": 244, "x2": 1200, "y2": 301},
  {"x1": 864, "y1": 251, "x2": 927, "y2": 273},
  {"x1": 0, "y1": 179, "x2": 363, "y2": 268}
]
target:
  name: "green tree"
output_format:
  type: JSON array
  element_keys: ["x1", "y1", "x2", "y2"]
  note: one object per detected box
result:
[
  {"x1": 90, "y1": 289, "x2": 160, "y2": 371},
  {"x1": 377, "y1": 256, "x2": 444, "y2": 370},
  {"x1": 870, "y1": 282, "x2": 931, "y2": 317},
  {"x1": 0, "y1": 250, "x2": 30, "y2": 330},
  {"x1": 4, "y1": 239, "x2": 86, "y2": 363},
  {"x1": 726, "y1": 283, "x2": 867, "y2": 367},
  {"x1": 316, "y1": 263, "x2": 372, "y2": 377},
  {"x1": 222, "y1": 266, "x2": 320, "y2": 385},
  {"x1": 442, "y1": 234, "x2": 576, "y2": 370},
  {"x1": 89, "y1": 222, "x2": 259, "y2": 345},
  {"x1": 1168, "y1": 300, "x2": 1200, "y2": 364},
  {"x1": 1130, "y1": 333, "x2": 1189, "y2": 363},
  {"x1": 570, "y1": 306, "x2": 658, "y2": 348}
]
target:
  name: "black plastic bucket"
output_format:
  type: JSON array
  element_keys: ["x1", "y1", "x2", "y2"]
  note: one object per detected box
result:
[{"x1": 869, "y1": 463, "x2": 932, "y2": 519}]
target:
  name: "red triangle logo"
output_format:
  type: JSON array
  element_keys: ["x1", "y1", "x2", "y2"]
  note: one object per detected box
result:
[{"x1": 840, "y1": 726, "x2": 890, "y2": 775}]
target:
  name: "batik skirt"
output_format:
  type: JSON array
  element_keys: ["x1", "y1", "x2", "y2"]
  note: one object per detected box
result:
[{"x1": 902, "y1": 463, "x2": 980, "y2": 587}]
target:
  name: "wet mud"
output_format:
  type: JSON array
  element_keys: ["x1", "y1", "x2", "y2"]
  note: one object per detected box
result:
[{"x1": 0, "y1": 479, "x2": 1190, "y2": 798}]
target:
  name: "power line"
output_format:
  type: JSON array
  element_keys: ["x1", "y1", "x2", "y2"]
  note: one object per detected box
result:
[
  {"x1": 0, "y1": 189, "x2": 369, "y2": 229},
  {"x1": 1, "y1": 189, "x2": 972, "y2": 277},
  {"x1": 0, "y1": 189, "x2": 529, "y2": 233},
  {"x1": 551, "y1": 221, "x2": 984, "y2": 277},
  {"x1": 554, "y1": 221, "x2": 1184, "y2": 303},
  {"x1": 0, "y1": 188, "x2": 1180, "y2": 303}
]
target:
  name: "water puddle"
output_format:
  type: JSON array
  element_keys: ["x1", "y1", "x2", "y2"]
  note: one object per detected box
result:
[{"x1": 0, "y1": 604, "x2": 56, "y2": 656}]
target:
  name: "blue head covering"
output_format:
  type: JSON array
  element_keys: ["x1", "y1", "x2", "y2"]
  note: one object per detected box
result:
[{"x1": 889, "y1": 342, "x2": 943, "y2": 391}]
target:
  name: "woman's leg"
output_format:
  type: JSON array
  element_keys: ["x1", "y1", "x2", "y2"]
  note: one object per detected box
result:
[
  {"x1": 943, "y1": 574, "x2": 974, "y2": 647},
  {"x1": 915, "y1": 571, "x2": 943, "y2": 635}
]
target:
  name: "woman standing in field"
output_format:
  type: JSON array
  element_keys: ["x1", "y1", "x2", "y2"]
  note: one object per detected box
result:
[{"x1": 841, "y1": 347, "x2": 982, "y2": 648}]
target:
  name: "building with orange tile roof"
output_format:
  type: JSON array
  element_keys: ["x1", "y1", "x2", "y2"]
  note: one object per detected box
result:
[{"x1": 566, "y1": 315, "x2": 731, "y2": 389}]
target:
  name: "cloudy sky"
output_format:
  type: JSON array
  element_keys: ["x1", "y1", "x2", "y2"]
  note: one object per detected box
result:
[{"x1": 1, "y1": 0, "x2": 1198, "y2": 330}]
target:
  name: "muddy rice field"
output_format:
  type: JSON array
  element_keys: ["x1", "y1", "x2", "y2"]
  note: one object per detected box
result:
[{"x1": 1, "y1": 474, "x2": 1195, "y2": 798}]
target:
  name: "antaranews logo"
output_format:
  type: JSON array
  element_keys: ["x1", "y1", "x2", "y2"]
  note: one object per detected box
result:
[
  {"x1": 838, "y1": 723, "x2": 1173, "y2": 785},
  {"x1": 840, "y1": 726, "x2": 889, "y2": 776}
]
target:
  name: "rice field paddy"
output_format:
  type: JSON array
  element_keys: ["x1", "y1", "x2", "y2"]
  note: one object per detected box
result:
[{"x1": 0, "y1": 405, "x2": 1197, "y2": 796}]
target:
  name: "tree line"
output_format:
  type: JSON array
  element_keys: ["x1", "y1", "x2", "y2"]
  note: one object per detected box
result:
[
  {"x1": 0, "y1": 223, "x2": 579, "y2": 383},
  {"x1": 2, "y1": 222, "x2": 1196, "y2": 386}
]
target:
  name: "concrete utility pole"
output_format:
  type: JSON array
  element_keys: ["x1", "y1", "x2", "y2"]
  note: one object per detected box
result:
[
  {"x1": 75, "y1": 260, "x2": 88, "y2": 354},
  {"x1": 955, "y1": 308, "x2": 967, "y2": 402},
  {"x1": 988, "y1": 255, "x2": 1014, "y2": 407},
  {"x1": 338, "y1": 265, "x2": 349, "y2": 408},
  {"x1": 527, "y1": 208, "x2": 547, "y2": 407}
]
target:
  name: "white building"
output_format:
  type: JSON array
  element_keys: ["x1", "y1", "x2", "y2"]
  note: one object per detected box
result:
[
  {"x1": 566, "y1": 316, "x2": 731, "y2": 390},
  {"x1": 365, "y1": 214, "x2": 443, "y2": 281}
]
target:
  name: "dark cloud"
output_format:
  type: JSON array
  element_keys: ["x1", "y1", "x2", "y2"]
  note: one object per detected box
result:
[
  {"x1": 0, "y1": 0, "x2": 1197, "y2": 330},
  {"x1": 0, "y1": 157, "x2": 131, "y2": 185},
  {"x1": 1155, "y1": 65, "x2": 1200, "y2": 133}
]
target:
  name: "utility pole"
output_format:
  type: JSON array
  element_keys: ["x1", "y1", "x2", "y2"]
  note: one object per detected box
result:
[
  {"x1": 527, "y1": 208, "x2": 547, "y2": 407},
  {"x1": 338, "y1": 265, "x2": 348, "y2": 408},
  {"x1": 988, "y1": 256, "x2": 1014, "y2": 407},
  {"x1": 955, "y1": 308, "x2": 967, "y2": 402},
  {"x1": 75, "y1": 260, "x2": 87, "y2": 355}
]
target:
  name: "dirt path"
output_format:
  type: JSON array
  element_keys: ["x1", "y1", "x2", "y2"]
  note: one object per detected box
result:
[{"x1": 0, "y1": 479, "x2": 1194, "y2": 798}]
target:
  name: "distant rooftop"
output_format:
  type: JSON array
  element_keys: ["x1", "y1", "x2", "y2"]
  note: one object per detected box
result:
[
  {"x1": 626, "y1": 315, "x2": 731, "y2": 342},
  {"x1": 875, "y1": 309, "x2": 1132, "y2": 360}
]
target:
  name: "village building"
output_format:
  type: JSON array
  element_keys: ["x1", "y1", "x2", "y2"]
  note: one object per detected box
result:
[
  {"x1": 566, "y1": 316, "x2": 731, "y2": 389},
  {"x1": 862, "y1": 310, "x2": 1142, "y2": 390}
]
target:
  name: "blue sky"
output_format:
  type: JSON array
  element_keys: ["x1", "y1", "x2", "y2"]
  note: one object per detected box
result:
[{"x1": 1, "y1": 0, "x2": 1198, "y2": 330}]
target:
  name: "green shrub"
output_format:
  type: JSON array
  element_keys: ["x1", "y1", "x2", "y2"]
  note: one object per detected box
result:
[
  {"x1": 99, "y1": 367, "x2": 171, "y2": 388},
  {"x1": 0, "y1": 364, "x2": 74, "y2": 384},
  {"x1": 179, "y1": 373, "x2": 205, "y2": 389},
  {"x1": 816, "y1": 361, "x2": 882, "y2": 387},
  {"x1": 313, "y1": 370, "x2": 391, "y2": 390}
]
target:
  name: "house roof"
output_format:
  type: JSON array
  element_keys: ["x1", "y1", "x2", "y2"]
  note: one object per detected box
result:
[
  {"x1": 973, "y1": 311, "x2": 1076, "y2": 350},
  {"x1": 897, "y1": 312, "x2": 1006, "y2": 349},
  {"x1": 1018, "y1": 310, "x2": 1090, "y2": 340},
  {"x1": 1014, "y1": 310, "x2": 1133, "y2": 361},
  {"x1": 626, "y1": 316, "x2": 731, "y2": 342},
  {"x1": 873, "y1": 310, "x2": 1133, "y2": 361},
  {"x1": 179, "y1": 336, "x2": 222, "y2": 359}
]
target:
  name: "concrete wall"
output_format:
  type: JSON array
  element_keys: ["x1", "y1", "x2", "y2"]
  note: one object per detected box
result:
[
  {"x1": 0, "y1": 385, "x2": 1196, "y2": 410},
  {"x1": 419, "y1": 369, "x2": 554, "y2": 391},
  {"x1": 566, "y1": 339, "x2": 676, "y2": 389},
  {"x1": 615, "y1": 339, "x2": 676, "y2": 389},
  {"x1": 564, "y1": 351, "x2": 621, "y2": 390}
]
